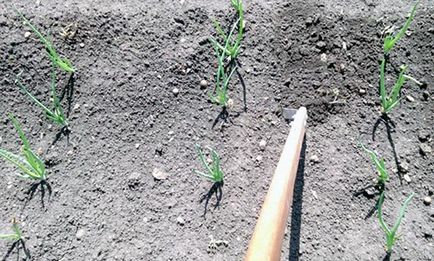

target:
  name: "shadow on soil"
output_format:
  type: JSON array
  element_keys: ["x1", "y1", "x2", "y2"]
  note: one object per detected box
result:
[
  {"x1": 23, "y1": 180, "x2": 52, "y2": 211},
  {"x1": 51, "y1": 126, "x2": 71, "y2": 146},
  {"x1": 50, "y1": 73, "x2": 75, "y2": 146},
  {"x1": 353, "y1": 183, "x2": 384, "y2": 220},
  {"x1": 1, "y1": 239, "x2": 31, "y2": 261},
  {"x1": 200, "y1": 181, "x2": 223, "y2": 218},
  {"x1": 372, "y1": 115, "x2": 402, "y2": 183},
  {"x1": 59, "y1": 73, "x2": 75, "y2": 118},
  {"x1": 382, "y1": 252, "x2": 392, "y2": 261},
  {"x1": 288, "y1": 137, "x2": 306, "y2": 261},
  {"x1": 234, "y1": 59, "x2": 247, "y2": 112},
  {"x1": 211, "y1": 107, "x2": 241, "y2": 130}
]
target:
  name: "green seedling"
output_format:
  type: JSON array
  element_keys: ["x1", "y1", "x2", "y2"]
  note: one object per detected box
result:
[
  {"x1": 383, "y1": 2, "x2": 419, "y2": 54},
  {"x1": 379, "y1": 60, "x2": 419, "y2": 114},
  {"x1": 0, "y1": 219, "x2": 22, "y2": 242},
  {"x1": 360, "y1": 143, "x2": 389, "y2": 189},
  {"x1": 194, "y1": 144, "x2": 224, "y2": 183},
  {"x1": 16, "y1": 9, "x2": 75, "y2": 73},
  {"x1": 377, "y1": 191, "x2": 414, "y2": 254},
  {"x1": 15, "y1": 63, "x2": 68, "y2": 127},
  {"x1": 209, "y1": 40, "x2": 236, "y2": 108},
  {"x1": 209, "y1": 0, "x2": 244, "y2": 60},
  {"x1": 379, "y1": 2, "x2": 419, "y2": 114},
  {"x1": 0, "y1": 114, "x2": 46, "y2": 181}
]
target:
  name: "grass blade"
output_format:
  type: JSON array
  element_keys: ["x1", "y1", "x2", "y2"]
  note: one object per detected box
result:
[
  {"x1": 391, "y1": 192, "x2": 414, "y2": 233},
  {"x1": 15, "y1": 8, "x2": 75, "y2": 73},
  {"x1": 15, "y1": 76, "x2": 54, "y2": 118},
  {"x1": 384, "y1": 2, "x2": 419, "y2": 53},
  {"x1": 388, "y1": 65, "x2": 408, "y2": 105},
  {"x1": 0, "y1": 149, "x2": 39, "y2": 179},
  {"x1": 379, "y1": 59, "x2": 387, "y2": 110}
]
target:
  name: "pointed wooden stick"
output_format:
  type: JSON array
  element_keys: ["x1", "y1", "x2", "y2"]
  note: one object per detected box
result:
[{"x1": 245, "y1": 107, "x2": 307, "y2": 261}]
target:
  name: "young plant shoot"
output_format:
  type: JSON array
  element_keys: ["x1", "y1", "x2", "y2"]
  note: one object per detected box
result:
[
  {"x1": 209, "y1": 41, "x2": 236, "y2": 108},
  {"x1": 0, "y1": 114, "x2": 47, "y2": 181},
  {"x1": 383, "y1": 2, "x2": 419, "y2": 54},
  {"x1": 15, "y1": 62, "x2": 68, "y2": 127},
  {"x1": 16, "y1": 9, "x2": 75, "y2": 73},
  {"x1": 377, "y1": 191, "x2": 414, "y2": 254},
  {"x1": 0, "y1": 219, "x2": 22, "y2": 242},
  {"x1": 379, "y1": 2, "x2": 419, "y2": 115},
  {"x1": 209, "y1": 0, "x2": 244, "y2": 60},
  {"x1": 360, "y1": 143, "x2": 389, "y2": 190},
  {"x1": 194, "y1": 144, "x2": 224, "y2": 184}
]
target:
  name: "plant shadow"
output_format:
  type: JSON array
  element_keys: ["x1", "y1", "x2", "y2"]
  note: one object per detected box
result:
[
  {"x1": 51, "y1": 126, "x2": 71, "y2": 146},
  {"x1": 1, "y1": 239, "x2": 31, "y2": 261},
  {"x1": 353, "y1": 184, "x2": 384, "y2": 220},
  {"x1": 235, "y1": 62, "x2": 247, "y2": 112},
  {"x1": 22, "y1": 180, "x2": 52, "y2": 211},
  {"x1": 59, "y1": 73, "x2": 75, "y2": 118},
  {"x1": 372, "y1": 115, "x2": 402, "y2": 183},
  {"x1": 288, "y1": 137, "x2": 306, "y2": 261},
  {"x1": 211, "y1": 107, "x2": 241, "y2": 129},
  {"x1": 200, "y1": 181, "x2": 223, "y2": 218},
  {"x1": 382, "y1": 252, "x2": 391, "y2": 261},
  {"x1": 229, "y1": 58, "x2": 247, "y2": 112}
]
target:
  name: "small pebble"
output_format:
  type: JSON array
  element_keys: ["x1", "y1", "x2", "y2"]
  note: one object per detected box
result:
[
  {"x1": 76, "y1": 229, "x2": 85, "y2": 239},
  {"x1": 227, "y1": 98, "x2": 234, "y2": 109},
  {"x1": 423, "y1": 196, "x2": 432, "y2": 205},
  {"x1": 172, "y1": 88, "x2": 179, "y2": 95},
  {"x1": 359, "y1": 89, "x2": 366, "y2": 95},
  {"x1": 419, "y1": 143, "x2": 432, "y2": 156},
  {"x1": 199, "y1": 80, "x2": 208, "y2": 88},
  {"x1": 259, "y1": 140, "x2": 267, "y2": 150},
  {"x1": 255, "y1": 155, "x2": 263, "y2": 162},
  {"x1": 79, "y1": 43, "x2": 85, "y2": 48},
  {"x1": 406, "y1": 95, "x2": 415, "y2": 102},
  {"x1": 37, "y1": 147, "x2": 43, "y2": 156},
  {"x1": 398, "y1": 161, "x2": 409, "y2": 173},
  {"x1": 152, "y1": 168, "x2": 169, "y2": 180},
  {"x1": 342, "y1": 41, "x2": 347, "y2": 51},
  {"x1": 418, "y1": 130, "x2": 430, "y2": 142},
  {"x1": 168, "y1": 131, "x2": 174, "y2": 135},
  {"x1": 312, "y1": 190, "x2": 318, "y2": 199},
  {"x1": 310, "y1": 155, "x2": 320, "y2": 163},
  {"x1": 320, "y1": 53, "x2": 327, "y2": 62},
  {"x1": 135, "y1": 143, "x2": 140, "y2": 149},
  {"x1": 403, "y1": 174, "x2": 411, "y2": 183},
  {"x1": 316, "y1": 41, "x2": 326, "y2": 49},
  {"x1": 24, "y1": 31, "x2": 31, "y2": 38},
  {"x1": 176, "y1": 216, "x2": 185, "y2": 225},
  {"x1": 73, "y1": 103, "x2": 80, "y2": 111}
]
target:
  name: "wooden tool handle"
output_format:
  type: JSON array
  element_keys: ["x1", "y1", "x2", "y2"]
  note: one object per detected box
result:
[{"x1": 245, "y1": 107, "x2": 307, "y2": 261}]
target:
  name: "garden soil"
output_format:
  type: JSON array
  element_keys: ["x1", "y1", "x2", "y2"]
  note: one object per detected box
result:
[{"x1": 0, "y1": 0, "x2": 432, "y2": 260}]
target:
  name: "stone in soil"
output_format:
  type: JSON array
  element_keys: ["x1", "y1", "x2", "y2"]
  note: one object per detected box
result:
[
  {"x1": 199, "y1": 79, "x2": 208, "y2": 89},
  {"x1": 424, "y1": 196, "x2": 432, "y2": 205},
  {"x1": 418, "y1": 130, "x2": 430, "y2": 142},
  {"x1": 310, "y1": 155, "x2": 320, "y2": 163},
  {"x1": 259, "y1": 139, "x2": 267, "y2": 150},
  {"x1": 152, "y1": 168, "x2": 169, "y2": 180},
  {"x1": 419, "y1": 143, "x2": 432, "y2": 156},
  {"x1": 176, "y1": 216, "x2": 185, "y2": 225},
  {"x1": 403, "y1": 174, "x2": 411, "y2": 183}
]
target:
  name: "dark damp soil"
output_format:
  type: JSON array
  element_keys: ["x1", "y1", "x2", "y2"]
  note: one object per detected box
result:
[{"x1": 0, "y1": 0, "x2": 432, "y2": 260}]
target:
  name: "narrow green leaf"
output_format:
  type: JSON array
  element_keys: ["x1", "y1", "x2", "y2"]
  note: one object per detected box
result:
[{"x1": 384, "y1": 2, "x2": 419, "y2": 53}]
